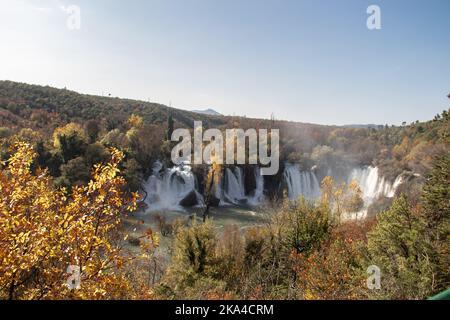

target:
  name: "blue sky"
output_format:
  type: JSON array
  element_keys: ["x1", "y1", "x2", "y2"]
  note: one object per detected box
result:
[{"x1": 0, "y1": 0, "x2": 449, "y2": 125}]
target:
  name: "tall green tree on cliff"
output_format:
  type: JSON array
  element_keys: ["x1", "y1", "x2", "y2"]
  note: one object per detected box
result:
[{"x1": 167, "y1": 114, "x2": 174, "y2": 141}]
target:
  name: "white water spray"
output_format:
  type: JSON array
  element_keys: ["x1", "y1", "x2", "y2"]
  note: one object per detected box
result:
[
  {"x1": 283, "y1": 164, "x2": 321, "y2": 201},
  {"x1": 349, "y1": 166, "x2": 402, "y2": 200},
  {"x1": 144, "y1": 162, "x2": 203, "y2": 211},
  {"x1": 220, "y1": 167, "x2": 265, "y2": 205}
]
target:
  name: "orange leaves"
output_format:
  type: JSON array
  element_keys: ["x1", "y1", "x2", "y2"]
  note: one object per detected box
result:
[
  {"x1": 127, "y1": 114, "x2": 143, "y2": 129},
  {"x1": 292, "y1": 233, "x2": 364, "y2": 300},
  {"x1": 0, "y1": 142, "x2": 137, "y2": 300},
  {"x1": 139, "y1": 227, "x2": 160, "y2": 259}
]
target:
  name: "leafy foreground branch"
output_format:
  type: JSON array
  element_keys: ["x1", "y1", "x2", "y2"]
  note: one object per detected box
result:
[{"x1": 0, "y1": 142, "x2": 138, "y2": 299}]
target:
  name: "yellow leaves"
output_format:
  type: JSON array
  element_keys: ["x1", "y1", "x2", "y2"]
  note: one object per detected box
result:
[
  {"x1": 145, "y1": 227, "x2": 160, "y2": 248},
  {"x1": 320, "y1": 176, "x2": 364, "y2": 222},
  {"x1": 348, "y1": 179, "x2": 361, "y2": 192},
  {"x1": 304, "y1": 289, "x2": 317, "y2": 300},
  {"x1": 13, "y1": 231, "x2": 31, "y2": 245},
  {"x1": 7, "y1": 142, "x2": 35, "y2": 177},
  {"x1": 0, "y1": 141, "x2": 136, "y2": 300},
  {"x1": 138, "y1": 228, "x2": 160, "y2": 255},
  {"x1": 52, "y1": 123, "x2": 87, "y2": 148},
  {"x1": 60, "y1": 212, "x2": 74, "y2": 229},
  {"x1": 127, "y1": 114, "x2": 143, "y2": 129},
  {"x1": 333, "y1": 188, "x2": 344, "y2": 198},
  {"x1": 109, "y1": 147, "x2": 124, "y2": 166}
]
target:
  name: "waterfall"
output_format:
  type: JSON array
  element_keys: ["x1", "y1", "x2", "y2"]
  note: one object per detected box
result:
[
  {"x1": 218, "y1": 166, "x2": 265, "y2": 206},
  {"x1": 221, "y1": 167, "x2": 247, "y2": 204},
  {"x1": 283, "y1": 164, "x2": 321, "y2": 201},
  {"x1": 143, "y1": 160, "x2": 404, "y2": 213},
  {"x1": 144, "y1": 162, "x2": 203, "y2": 211},
  {"x1": 343, "y1": 166, "x2": 404, "y2": 220},
  {"x1": 389, "y1": 175, "x2": 404, "y2": 197},
  {"x1": 281, "y1": 164, "x2": 404, "y2": 206},
  {"x1": 280, "y1": 163, "x2": 405, "y2": 221},
  {"x1": 349, "y1": 166, "x2": 402, "y2": 200},
  {"x1": 144, "y1": 164, "x2": 264, "y2": 211},
  {"x1": 248, "y1": 167, "x2": 265, "y2": 205}
]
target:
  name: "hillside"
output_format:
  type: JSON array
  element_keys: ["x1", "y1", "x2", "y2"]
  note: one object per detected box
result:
[
  {"x1": 0, "y1": 80, "x2": 228, "y2": 135},
  {"x1": 0, "y1": 80, "x2": 448, "y2": 193}
]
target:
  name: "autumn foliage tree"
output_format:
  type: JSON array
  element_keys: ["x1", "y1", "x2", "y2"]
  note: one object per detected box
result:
[
  {"x1": 293, "y1": 237, "x2": 364, "y2": 300},
  {"x1": 156, "y1": 219, "x2": 230, "y2": 299},
  {"x1": 321, "y1": 176, "x2": 364, "y2": 223},
  {"x1": 0, "y1": 142, "x2": 137, "y2": 300}
]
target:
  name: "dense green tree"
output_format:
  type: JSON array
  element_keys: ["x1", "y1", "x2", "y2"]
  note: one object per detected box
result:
[
  {"x1": 127, "y1": 124, "x2": 165, "y2": 176},
  {"x1": 57, "y1": 133, "x2": 87, "y2": 163},
  {"x1": 123, "y1": 158, "x2": 143, "y2": 192},
  {"x1": 57, "y1": 156, "x2": 90, "y2": 188},
  {"x1": 101, "y1": 129, "x2": 128, "y2": 149},
  {"x1": 422, "y1": 153, "x2": 450, "y2": 234},
  {"x1": 0, "y1": 127, "x2": 12, "y2": 139},
  {"x1": 85, "y1": 142, "x2": 110, "y2": 167},
  {"x1": 85, "y1": 119, "x2": 100, "y2": 143},
  {"x1": 166, "y1": 113, "x2": 174, "y2": 140},
  {"x1": 420, "y1": 153, "x2": 450, "y2": 293},
  {"x1": 158, "y1": 219, "x2": 221, "y2": 298},
  {"x1": 274, "y1": 198, "x2": 330, "y2": 256},
  {"x1": 366, "y1": 195, "x2": 440, "y2": 299}
]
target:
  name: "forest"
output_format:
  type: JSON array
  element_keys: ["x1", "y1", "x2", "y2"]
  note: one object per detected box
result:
[{"x1": 0, "y1": 80, "x2": 448, "y2": 300}]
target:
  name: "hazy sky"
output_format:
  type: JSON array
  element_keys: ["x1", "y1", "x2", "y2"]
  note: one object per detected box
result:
[{"x1": 0, "y1": 0, "x2": 449, "y2": 125}]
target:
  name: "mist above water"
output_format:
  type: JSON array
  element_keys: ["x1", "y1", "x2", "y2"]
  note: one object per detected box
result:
[
  {"x1": 283, "y1": 164, "x2": 321, "y2": 201},
  {"x1": 349, "y1": 166, "x2": 403, "y2": 200},
  {"x1": 144, "y1": 164, "x2": 265, "y2": 212},
  {"x1": 220, "y1": 167, "x2": 265, "y2": 206},
  {"x1": 144, "y1": 161, "x2": 204, "y2": 212},
  {"x1": 143, "y1": 161, "x2": 403, "y2": 214},
  {"x1": 282, "y1": 164, "x2": 403, "y2": 207}
]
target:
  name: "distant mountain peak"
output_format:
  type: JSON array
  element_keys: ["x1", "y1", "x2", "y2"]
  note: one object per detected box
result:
[
  {"x1": 191, "y1": 108, "x2": 222, "y2": 116},
  {"x1": 341, "y1": 124, "x2": 384, "y2": 129}
]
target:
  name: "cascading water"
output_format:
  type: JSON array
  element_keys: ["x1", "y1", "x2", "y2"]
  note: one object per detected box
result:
[
  {"x1": 283, "y1": 164, "x2": 403, "y2": 204},
  {"x1": 144, "y1": 162, "x2": 203, "y2": 211},
  {"x1": 342, "y1": 166, "x2": 404, "y2": 220},
  {"x1": 391, "y1": 175, "x2": 404, "y2": 195},
  {"x1": 283, "y1": 164, "x2": 321, "y2": 201},
  {"x1": 349, "y1": 166, "x2": 402, "y2": 200},
  {"x1": 143, "y1": 161, "x2": 404, "y2": 214},
  {"x1": 144, "y1": 163, "x2": 264, "y2": 211},
  {"x1": 249, "y1": 167, "x2": 265, "y2": 205},
  {"x1": 218, "y1": 166, "x2": 265, "y2": 206},
  {"x1": 222, "y1": 167, "x2": 246, "y2": 204}
]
